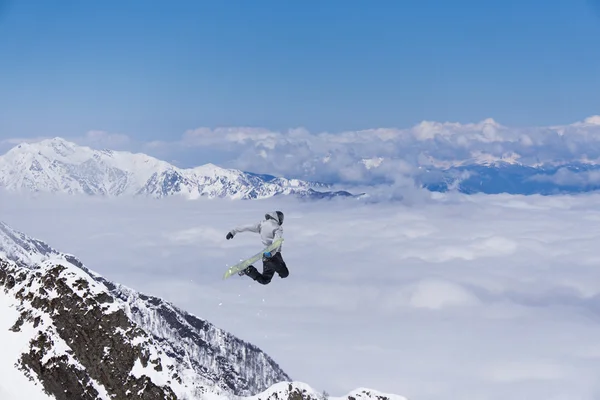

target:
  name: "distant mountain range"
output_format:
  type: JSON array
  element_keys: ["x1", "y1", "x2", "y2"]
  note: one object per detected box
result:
[
  {"x1": 414, "y1": 161, "x2": 600, "y2": 195},
  {"x1": 3, "y1": 136, "x2": 600, "y2": 199},
  {"x1": 358, "y1": 153, "x2": 600, "y2": 195},
  {"x1": 0, "y1": 138, "x2": 356, "y2": 200}
]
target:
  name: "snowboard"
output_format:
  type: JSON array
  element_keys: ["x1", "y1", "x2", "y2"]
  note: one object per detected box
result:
[{"x1": 223, "y1": 238, "x2": 285, "y2": 280}]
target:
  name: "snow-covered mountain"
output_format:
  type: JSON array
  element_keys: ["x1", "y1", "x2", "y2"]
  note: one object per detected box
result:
[
  {"x1": 246, "y1": 382, "x2": 406, "y2": 400},
  {"x1": 0, "y1": 138, "x2": 354, "y2": 200},
  {"x1": 0, "y1": 221, "x2": 405, "y2": 400},
  {"x1": 0, "y1": 220, "x2": 290, "y2": 399}
]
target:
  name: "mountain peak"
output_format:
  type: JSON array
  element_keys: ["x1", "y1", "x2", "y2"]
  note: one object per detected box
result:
[
  {"x1": 14, "y1": 136, "x2": 74, "y2": 147},
  {"x1": 32, "y1": 136, "x2": 78, "y2": 151},
  {"x1": 5, "y1": 136, "x2": 89, "y2": 164},
  {"x1": 248, "y1": 382, "x2": 408, "y2": 400},
  {"x1": 191, "y1": 162, "x2": 232, "y2": 175},
  {"x1": 0, "y1": 137, "x2": 350, "y2": 200},
  {"x1": 0, "y1": 221, "x2": 66, "y2": 269},
  {"x1": 46, "y1": 136, "x2": 74, "y2": 144}
]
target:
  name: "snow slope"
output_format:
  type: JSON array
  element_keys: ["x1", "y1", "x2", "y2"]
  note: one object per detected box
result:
[
  {"x1": 0, "y1": 138, "x2": 353, "y2": 200},
  {"x1": 246, "y1": 382, "x2": 407, "y2": 400},
  {"x1": 0, "y1": 286, "x2": 55, "y2": 400},
  {"x1": 0, "y1": 221, "x2": 290, "y2": 399},
  {"x1": 0, "y1": 221, "x2": 405, "y2": 400}
]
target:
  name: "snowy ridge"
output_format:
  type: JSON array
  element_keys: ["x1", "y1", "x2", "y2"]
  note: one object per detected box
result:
[
  {"x1": 0, "y1": 138, "x2": 354, "y2": 200},
  {"x1": 245, "y1": 382, "x2": 407, "y2": 400},
  {"x1": 0, "y1": 221, "x2": 74, "y2": 269},
  {"x1": 0, "y1": 221, "x2": 407, "y2": 400},
  {"x1": 0, "y1": 220, "x2": 290, "y2": 398},
  {"x1": 0, "y1": 257, "x2": 192, "y2": 399},
  {"x1": 111, "y1": 284, "x2": 291, "y2": 395},
  {"x1": 213, "y1": 380, "x2": 407, "y2": 400}
]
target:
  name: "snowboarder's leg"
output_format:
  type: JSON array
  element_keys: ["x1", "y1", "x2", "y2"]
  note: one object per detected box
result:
[
  {"x1": 271, "y1": 253, "x2": 289, "y2": 278},
  {"x1": 239, "y1": 264, "x2": 274, "y2": 285},
  {"x1": 258, "y1": 262, "x2": 276, "y2": 285},
  {"x1": 238, "y1": 266, "x2": 254, "y2": 277},
  {"x1": 240, "y1": 253, "x2": 289, "y2": 284},
  {"x1": 239, "y1": 265, "x2": 259, "y2": 278}
]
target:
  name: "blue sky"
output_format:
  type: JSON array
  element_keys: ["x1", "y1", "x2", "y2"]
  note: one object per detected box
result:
[{"x1": 0, "y1": 0, "x2": 599, "y2": 142}]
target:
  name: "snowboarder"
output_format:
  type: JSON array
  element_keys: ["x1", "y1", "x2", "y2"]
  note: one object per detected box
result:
[{"x1": 225, "y1": 211, "x2": 289, "y2": 285}]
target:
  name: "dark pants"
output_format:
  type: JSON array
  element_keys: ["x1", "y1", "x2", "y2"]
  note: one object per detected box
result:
[{"x1": 246, "y1": 252, "x2": 289, "y2": 285}]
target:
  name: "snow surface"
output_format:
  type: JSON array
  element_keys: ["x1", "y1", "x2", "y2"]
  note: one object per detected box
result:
[
  {"x1": 0, "y1": 253, "x2": 214, "y2": 400},
  {"x1": 110, "y1": 280, "x2": 292, "y2": 396},
  {"x1": 0, "y1": 219, "x2": 214, "y2": 398},
  {"x1": 246, "y1": 381, "x2": 408, "y2": 400},
  {"x1": 0, "y1": 286, "x2": 54, "y2": 400},
  {"x1": 0, "y1": 257, "x2": 115, "y2": 400},
  {"x1": 0, "y1": 221, "x2": 56, "y2": 268}
]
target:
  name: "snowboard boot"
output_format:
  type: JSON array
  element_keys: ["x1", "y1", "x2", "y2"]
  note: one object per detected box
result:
[{"x1": 238, "y1": 265, "x2": 258, "y2": 278}]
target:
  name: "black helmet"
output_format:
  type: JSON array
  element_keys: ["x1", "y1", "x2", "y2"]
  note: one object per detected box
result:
[{"x1": 265, "y1": 211, "x2": 284, "y2": 225}]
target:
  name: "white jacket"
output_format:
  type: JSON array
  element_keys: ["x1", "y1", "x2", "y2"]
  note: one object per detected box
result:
[{"x1": 229, "y1": 211, "x2": 284, "y2": 254}]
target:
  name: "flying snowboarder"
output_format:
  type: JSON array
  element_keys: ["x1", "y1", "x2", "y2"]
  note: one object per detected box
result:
[{"x1": 225, "y1": 211, "x2": 289, "y2": 285}]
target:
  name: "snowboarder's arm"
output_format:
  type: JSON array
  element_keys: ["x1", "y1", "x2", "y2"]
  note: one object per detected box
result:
[
  {"x1": 229, "y1": 222, "x2": 261, "y2": 237},
  {"x1": 267, "y1": 226, "x2": 283, "y2": 256}
]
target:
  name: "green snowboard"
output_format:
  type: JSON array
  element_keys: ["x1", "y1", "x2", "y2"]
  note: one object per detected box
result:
[{"x1": 223, "y1": 238, "x2": 285, "y2": 280}]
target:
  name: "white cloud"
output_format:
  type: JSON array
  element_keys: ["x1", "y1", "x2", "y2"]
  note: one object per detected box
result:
[
  {"x1": 126, "y1": 115, "x2": 600, "y2": 186},
  {"x1": 4, "y1": 116, "x2": 600, "y2": 187},
  {"x1": 483, "y1": 360, "x2": 571, "y2": 383},
  {"x1": 182, "y1": 126, "x2": 279, "y2": 148},
  {"x1": 404, "y1": 279, "x2": 481, "y2": 310},
  {"x1": 3, "y1": 190, "x2": 600, "y2": 399}
]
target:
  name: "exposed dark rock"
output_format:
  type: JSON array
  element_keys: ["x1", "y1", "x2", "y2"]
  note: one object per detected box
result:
[
  {"x1": 111, "y1": 287, "x2": 291, "y2": 396},
  {"x1": 2, "y1": 218, "x2": 292, "y2": 396},
  {"x1": 0, "y1": 259, "x2": 179, "y2": 400}
]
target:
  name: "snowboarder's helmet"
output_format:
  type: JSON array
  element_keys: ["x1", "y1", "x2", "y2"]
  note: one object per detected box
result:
[{"x1": 265, "y1": 211, "x2": 284, "y2": 225}]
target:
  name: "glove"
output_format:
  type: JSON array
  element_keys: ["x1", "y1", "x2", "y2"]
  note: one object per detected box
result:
[
  {"x1": 226, "y1": 232, "x2": 234, "y2": 240},
  {"x1": 263, "y1": 251, "x2": 272, "y2": 258}
]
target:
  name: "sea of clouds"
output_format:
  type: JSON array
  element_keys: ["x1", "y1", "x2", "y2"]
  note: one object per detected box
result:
[
  {"x1": 2, "y1": 189, "x2": 600, "y2": 400},
  {"x1": 3, "y1": 116, "x2": 600, "y2": 189}
]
